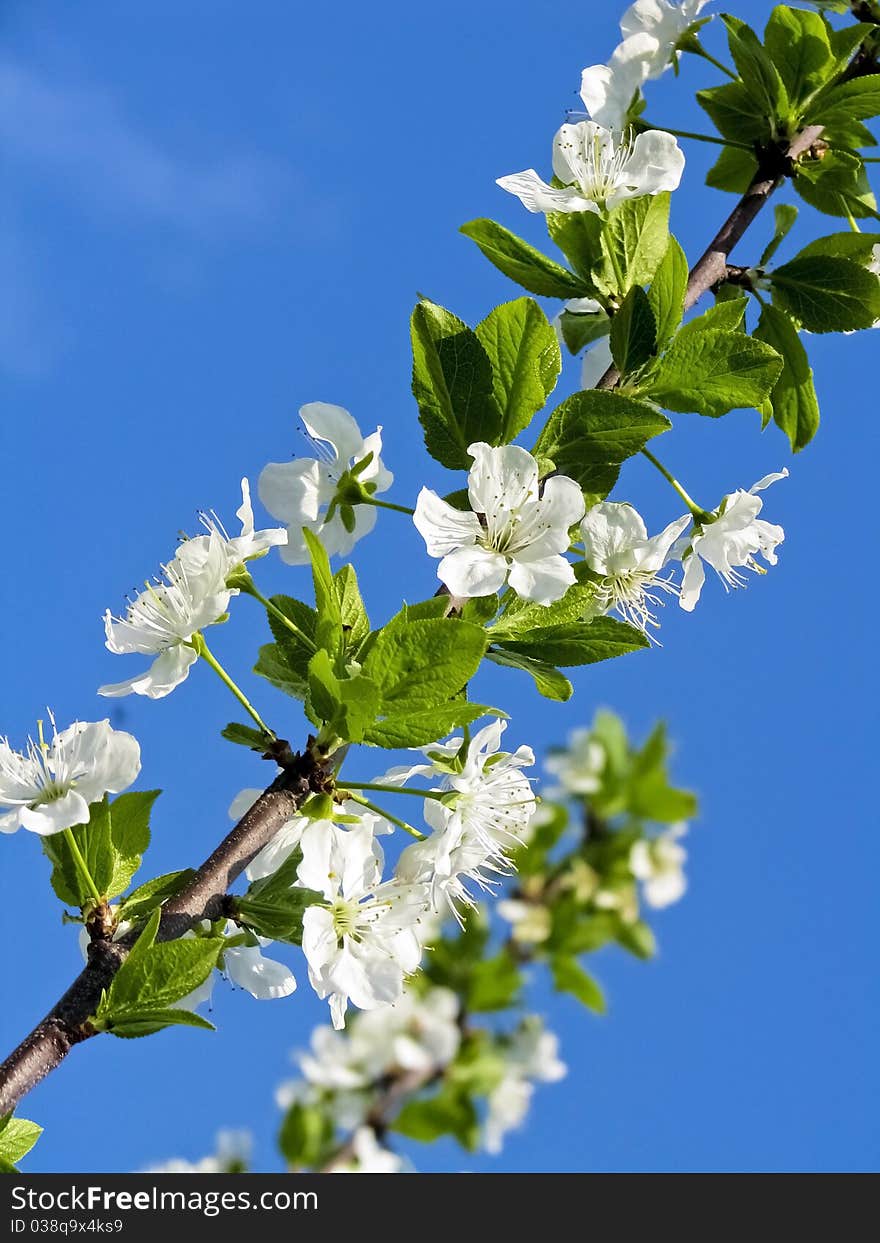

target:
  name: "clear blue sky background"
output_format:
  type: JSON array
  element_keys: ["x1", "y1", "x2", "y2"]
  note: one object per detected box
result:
[{"x1": 2, "y1": 0, "x2": 876, "y2": 1173}]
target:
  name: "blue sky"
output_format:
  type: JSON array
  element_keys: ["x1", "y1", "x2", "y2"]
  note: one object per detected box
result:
[{"x1": 1, "y1": 0, "x2": 877, "y2": 1173}]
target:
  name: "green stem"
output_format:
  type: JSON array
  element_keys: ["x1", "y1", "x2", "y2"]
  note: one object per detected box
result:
[
  {"x1": 240, "y1": 579, "x2": 316, "y2": 651},
  {"x1": 641, "y1": 449, "x2": 712, "y2": 521},
  {"x1": 641, "y1": 120, "x2": 751, "y2": 151},
  {"x1": 362, "y1": 496, "x2": 416, "y2": 517},
  {"x1": 344, "y1": 791, "x2": 426, "y2": 840},
  {"x1": 689, "y1": 43, "x2": 739, "y2": 81},
  {"x1": 63, "y1": 829, "x2": 102, "y2": 905},
  {"x1": 194, "y1": 633, "x2": 276, "y2": 738},
  {"x1": 339, "y1": 780, "x2": 446, "y2": 802}
]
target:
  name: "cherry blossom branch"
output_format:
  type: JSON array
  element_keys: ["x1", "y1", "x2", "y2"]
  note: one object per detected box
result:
[{"x1": 0, "y1": 748, "x2": 331, "y2": 1117}]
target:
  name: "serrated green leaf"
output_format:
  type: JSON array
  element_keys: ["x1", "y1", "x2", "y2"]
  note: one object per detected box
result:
[
  {"x1": 794, "y1": 230, "x2": 880, "y2": 264},
  {"x1": 486, "y1": 647, "x2": 572, "y2": 701},
  {"x1": 722, "y1": 13, "x2": 790, "y2": 121},
  {"x1": 551, "y1": 956, "x2": 607, "y2": 1014},
  {"x1": 493, "y1": 616, "x2": 648, "y2": 667},
  {"x1": 221, "y1": 721, "x2": 273, "y2": 751},
  {"x1": 334, "y1": 563, "x2": 371, "y2": 650},
  {"x1": 806, "y1": 76, "x2": 880, "y2": 127},
  {"x1": 101, "y1": 1008, "x2": 216, "y2": 1039},
  {"x1": 491, "y1": 583, "x2": 597, "y2": 638},
  {"x1": 759, "y1": 203, "x2": 799, "y2": 268},
  {"x1": 534, "y1": 389, "x2": 671, "y2": 496},
  {"x1": 645, "y1": 329, "x2": 783, "y2": 417},
  {"x1": 697, "y1": 81, "x2": 772, "y2": 144},
  {"x1": 546, "y1": 210, "x2": 604, "y2": 281},
  {"x1": 117, "y1": 870, "x2": 196, "y2": 922},
  {"x1": 647, "y1": 236, "x2": 688, "y2": 349},
  {"x1": 706, "y1": 143, "x2": 759, "y2": 195},
  {"x1": 410, "y1": 299, "x2": 500, "y2": 469},
  {"x1": 364, "y1": 701, "x2": 498, "y2": 749},
  {"x1": 763, "y1": 5, "x2": 832, "y2": 106},
  {"x1": 677, "y1": 299, "x2": 747, "y2": 338},
  {"x1": 754, "y1": 303, "x2": 820, "y2": 451},
  {"x1": 0, "y1": 1116, "x2": 43, "y2": 1167},
  {"x1": 475, "y1": 298, "x2": 561, "y2": 442},
  {"x1": 362, "y1": 617, "x2": 487, "y2": 711},
  {"x1": 610, "y1": 286, "x2": 657, "y2": 378},
  {"x1": 598, "y1": 193, "x2": 671, "y2": 296},
  {"x1": 557, "y1": 307, "x2": 611, "y2": 354},
  {"x1": 770, "y1": 254, "x2": 880, "y2": 332},
  {"x1": 793, "y1": 148, "x2": 877, "y2": 220},
  {"x1": 460, "y1": 218, "x2": 589, "y2": 298},
  {"x1": 303, "y1": 528, "x2": 343, "y2": 657}
]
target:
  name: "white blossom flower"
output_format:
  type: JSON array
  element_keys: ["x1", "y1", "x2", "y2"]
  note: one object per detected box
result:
[
  {"x1": 414, "y1": 442, "x2": 584, "y2": 605},
  {"x1": 143, "y1": 1131, "x2": 252, "y2": 1175},
  {"x1": 298, "y1": 821, "x2": 429, "y2": 1029},
  {"x1": 545, "y1": 727, "x2": 606, "y2": 797},
  {"x1": 393, "y1": 721, "x2": 536, "y2": 919},
  {"x1": 177, "y1": 478, "x2": 287, "y2": 580},
  {"x1": 258, "y1": 403, "x2": 393, "y2": 564},
  {"x1": 497, "y1": 898, "x2": 552, "y2": 944},
  {"x1": 330, "y1": 1126, "x2": 407, "y2": 1174},
  {"x1": 0, "y1": 717, "x2": 141, "y2": 837},
  {"x1": 676, "y1": 470, "x2": 788, "y2": 611},
  {"x1": 630, "y1": 822, "x2": 688, "y2": 907},
  {"x1": 580, "y1": 1, "x2": 711, "y2": 129},
  {"x1": 619, "y1": 1, "x2": 711, "y2": 78},
  {"x1": 497, "y1": 121, "x2": 684, "y2": 216},
  {"x1": 99, "y1": 531, "x2": 233, "y2": 700},
  {"x1": 484, "y1": 1018, "x2": 567, "y2": 1154},
  {"x1": 581, "y1": 501, "x2": 691, "y2": 635}
]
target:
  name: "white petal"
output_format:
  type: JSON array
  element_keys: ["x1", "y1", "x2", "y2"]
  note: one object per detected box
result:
[
  {"x1": 750, "y1": 468, "x2": 789, "y2": 494},
  {"x1": 438, "y1": 546, "x2": 509, "y2": 599},
  {"x1": 581, "y1": 502, "x2": 648, "y2": 572},
  {"x1": 225, "y1": 946, "x2": 297, "y2": 1000},
  {"x1": 678, "y1": 553, "x2": 705, "y2": 611},
  {"x1": 412, "y1": 488, "x2": 480, "y2": 557},
  {"x1": 98, "y1": 645, "x2": 198, "y2": 700},
  {"x1": 507, "y1": 554, "x2": 576, "y2": 604},
  {"x1": 20, "y1": 789, "x2": 90, "y2": 836},
  {"x1": 539, "y1": 475, "x2": 587, "y2": 534},
  {"x1": 467, "y1": 442, "x2": 539, "y2": 520},
  {"x1": 496, "y1": 171, "x2": 595, "y2": 215},
  {"x1": 0, "y1": 809, "x2": 21, "y2": 834},
  {"x1": 258, "y1": 460, "x2": 327, "y2": 525},
  {"x1": 300, "y1": 402, "x2": 365, "y2": 466},
  {"x1": 611, "y1": 129, "x2": 684, "y2": 207},
  {"x1": 228, "y1": 788, "x2": 263, "y2": 822}
]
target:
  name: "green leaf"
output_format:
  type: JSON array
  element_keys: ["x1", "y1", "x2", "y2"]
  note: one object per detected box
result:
[
  {"x1": 101, "y1": 1008, "x2": 216, "y2": 1039},
  {"x1": 486, "y1": 647, "x2": 572, "y2": 701},
  {"x1": 616, "y1": 919, "x2": 657, "y2": 960},
  {"x1": 467, "y1": 951, "x2": 522, "y2": 1012},
  {"x1": 236, "y1": 859, "x2": 320, "y2": 943},
  {"x1": 43, "y1": 790, "x2": 160, "y2": 905},
  {"x1": 551, "y1": 956, "x2": 607, "y2": 1014},
  {"x1": 394, "y1": 1085, "x2": 479, "y2": 1151},
  {"x1": 460, "y1": 218, "x2": 589, "y2": 299},
  {"x1": 0, "y1": 1116, "x2": 43, "y2": 1168},
  {"x1": 254, "y1": 644, "x2": 308, "y2": 700},
  {"x1": 493, "y1": 616, "x2": 649, "y2": 667},
  {"x1": 722, "y1": 14, "x2": 789, "y2": 121},
  {"x1": 364, "y1": 701, "x2": 498, "y2": 749},
  {"x1": 795, "y1": 230, "x2": 880, "y2": 264},
  {"x1": 676, "y1": 299, "x2": 747, "y2": 338},
  {"x1": 221, "y1": 721, "x2": 272, "y2": 751},
  {"x1": 557, "y1": 307, "x2": 611, "y2": 354},
  {"x1": 278, "y1": 1102, "x2": 334, "y2": 1169},
  {"x1": 647, "y1": 236, "x2": 688, "y2": 349},
  {"x1": 254, "y1": 595, "x2": 317, "y2": 699},
  {"x1": 333, "y1": 563, "x2": 371, "y2": 650},
  {"x1": 491, "y1": 583, "x2": 597, "y2": 638},
  {"x1": 475, "y1": 298, "x2": 561, "y2": 441},
  {"x1": 759, "y1": 203, "x2": 799, "y2": 268},
  {"x1": 770, "y1": 255, "x2": 880, "y2": 333},
  {"x1": 546, "y1": 210, "x2": 604, "y2": 281},
  {"x1": 793, "y1": 148, "x2": 877, "y2": 220},
  {"x1": 763, "y1": 5, "x2": 832, "y2": 106},
  {"x1": 303, "y1": 528, "x2": 343, "y2": 657},
  {"x1": 534, "y1": 389, "x2": 671, "y2": 496},
  {"x1": 806, "y1": 76, "x2": 880, "y2": 127},
  {"x1": 705, "y1": 143, "x2": 759, "y2": 195},
  {"x1": 410, "y1": 299, "x2": 500, "y2": 469},
  {"x1": 697, "y1": 81, "x2": 772, "y2": 144},
  {"x1": 597, "y1": 193, "x2": 671, "y2": 296},
  {"x1": 117, "y1": 870, "x2": 197, "y2": 922},
  {"x1": 305, "y1": 649, "x2": 380, "y2": 743},
  {"x1": 362, "y1": 618, "x2": 487, "y2": 712},
  {"x1": 610, "y1": 286, "x2": 657, "y2": 378},
  {"x1": 94, "y1": 908, "x2": 223, "y2": 1034},
  {"x1": 754, "y1": 303, "x2": 820, "y2": 451},
  {"x1": 645, "y1": 329, "x2": 783, "y2": 417}
]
